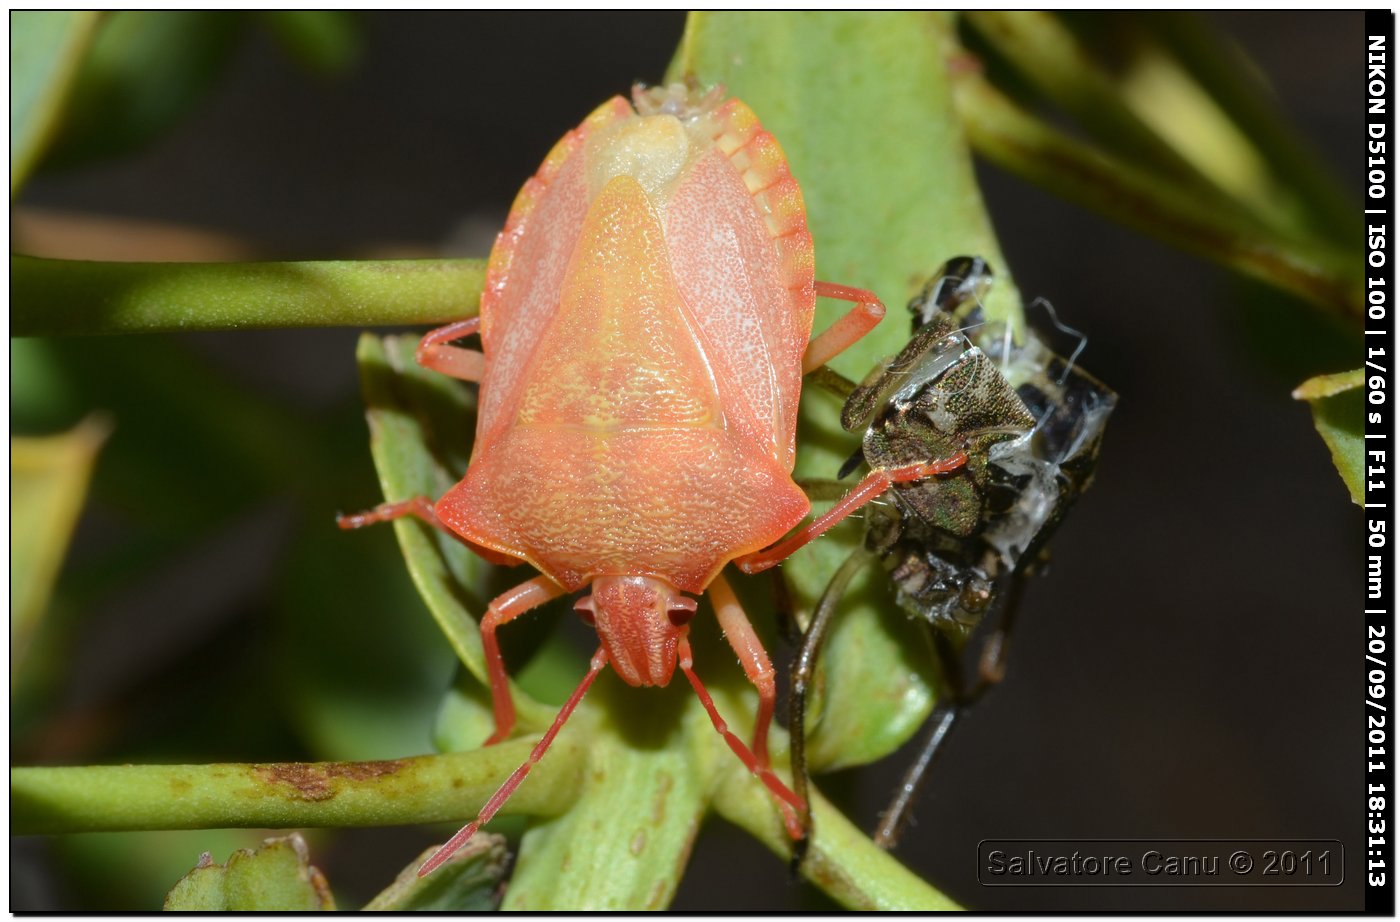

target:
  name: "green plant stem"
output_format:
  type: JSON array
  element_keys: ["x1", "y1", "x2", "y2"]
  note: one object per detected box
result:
[
  {"x1": 955, "y1": 73, "x2": 1362, "y2": 321},
  {"x1": 11, "y1": 255, "x2": 485, "y2": 336},
  {"x1": 712, "y1": 772, "x2": 961, "y2": 911},
  {"x1": 11, "y1": 739, "x2": 581, "y2": 835}
]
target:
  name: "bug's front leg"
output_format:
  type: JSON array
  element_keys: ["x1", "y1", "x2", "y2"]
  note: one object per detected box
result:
[
  {"x1": 708, "y1": 573, "x2": 779, "y2": 768},
  {"x1": 479, "y1": 576, "x2": 568, "y2": 744}
]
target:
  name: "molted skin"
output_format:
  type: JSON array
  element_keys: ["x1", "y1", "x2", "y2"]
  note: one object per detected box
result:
[{"x1": 434, "y1": 92, "x2": 817, "y2": 676}]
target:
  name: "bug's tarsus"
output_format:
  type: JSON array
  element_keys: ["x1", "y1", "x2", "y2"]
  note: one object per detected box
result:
[
  {"x1": 335, "y1": 495, "x2": 443, "y2": 532},
  {"x1": 873, "y1": 704, "x2": 958, "y2": 849},
  {"x1": 873, "y1": 573, "x2": 1026, "y2": 849},
  {"x1": 417, "y1": 646, "x2": 610, "y2": 878}
]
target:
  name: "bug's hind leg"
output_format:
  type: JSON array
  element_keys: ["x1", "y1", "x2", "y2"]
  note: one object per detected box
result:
[
  {"x1": 416, "y1": 317, "x2": 485, "y2": 382},
  {"x1": 802, "y1": 282, "x2": 886, "y2": 373}
]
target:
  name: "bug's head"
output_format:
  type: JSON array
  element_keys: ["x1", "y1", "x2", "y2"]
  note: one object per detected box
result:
[{"x1": 576, "y1": 575, "x2": 696, "y2": 687}]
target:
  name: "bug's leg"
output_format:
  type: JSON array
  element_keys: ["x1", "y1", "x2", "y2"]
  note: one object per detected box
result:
[
  {"x1": 874, "y1": 629, "x2": 963, "y2": 849},
  {"x1": 806, "y1": 364, "x2": 859, "y2": 401},
  {"x1": 708, "y1": 574, "x2": 779, "y2": 769},
  {"x1": 735, "y1": 456, "x2": 968, "y2": 574},
  {"x1": 787, "y1": 546, "x2": 869, "y2": 869},
  {"x1": 874, "y1": 703, "x2": 959, "y2": 849},
  {"x1": 678, "y1": 634, "x2": 806, "y2": 840},
  {"x1": 802, "y1": 282, "x2": 887, "y2": 373},
  {"x1": 336, "y1": 496, "x2": 444, "y2": 532},
  {"x1": 417, "y1": 645, "x2": 609, "y2": 878},
  {"x1": 874, "y1": 575, "x2": 1028, "y2": 848},
  {"x1": 336, "y1": 497, "x2": 518, "y2": 566},
  {"x1": 480, "y1": 576, "x2": 569, "y2": 745},
  {"x1": 415, "y1": 317, "x2": 485, "y2": 382}
]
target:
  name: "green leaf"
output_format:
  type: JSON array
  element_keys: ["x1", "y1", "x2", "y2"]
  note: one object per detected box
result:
[
  {"x1": 11, "y1": 416, "x2": 110, "y2": 680},
  {"x1": 163, "y1": 834, "x2": 335, "y2": 911},
  {"x1": 363, "y1": 833, "x2": 507, "y2": 911},
  {"x1": 1294, "y1": 369, "x2": 1365, "y2": 505},
  {"x1": 10, "y1": 10, "x2": 99, "y2": 194},
  {"x1": 11, "y1": 255, "x2": 486, "y2": 336},
  {"x1": 259, "y1": 11, "x2": 360, "y2": 77},
  {"x1": 43, "y1": 11, "x2": 244, "y2": 171},
  {"x1": 501, "y1": 680, "x2": 711, "y2": 911},
  {"x1": 671, "y1": 10, "x2": 1002, "y2": 769}
]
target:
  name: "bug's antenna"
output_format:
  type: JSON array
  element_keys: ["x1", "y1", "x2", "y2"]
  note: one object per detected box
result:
[
  {"x1": 678, "y1": 637, "x2": 806, "y2": 838},
  {"x1": 417, "y1": 647, "x2": 609, "y2": 878},
  {"x1": 1028, "y1": 296, "x2": 1088, "y2": 387}
]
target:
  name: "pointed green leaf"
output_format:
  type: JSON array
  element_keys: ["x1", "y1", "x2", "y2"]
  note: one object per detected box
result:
[
  {"x1": 1294, "y1": 369, "x2": 1365, "y2": 505},
  {"x1": 11, "y1": 416, "x2": 110, "y2": 679},
  {"x1": 363, "y1": 834, "x2": 507, "y2": 911}
]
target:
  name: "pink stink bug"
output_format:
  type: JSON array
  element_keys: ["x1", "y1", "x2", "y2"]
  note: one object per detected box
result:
[{"x1": 339, "y1": 84, "x2": 967, "y2": 876}]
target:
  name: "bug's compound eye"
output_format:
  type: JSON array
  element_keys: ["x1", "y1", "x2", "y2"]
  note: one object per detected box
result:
[
  {"x1": 668, "y1": 595, "x2": 698, "y2": 627},
  {"x1": 574, "y1": 595, "x2": 597, "y2": 627}
]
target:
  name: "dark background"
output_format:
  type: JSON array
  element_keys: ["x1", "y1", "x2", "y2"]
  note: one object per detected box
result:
[{"x1": 12, "y1": 11, "x2": 1365, "y2": 911}]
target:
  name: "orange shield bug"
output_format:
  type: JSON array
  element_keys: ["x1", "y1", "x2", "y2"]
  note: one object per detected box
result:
[
  {"x1": 339, "y1": 84, "x2": 967, "y2": 875},
  {"x1": 782, "y1": 256, "x2": 1115, "y2": 853}
]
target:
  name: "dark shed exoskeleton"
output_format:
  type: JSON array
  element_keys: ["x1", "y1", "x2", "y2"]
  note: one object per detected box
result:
[{"x1": 788, "y1": 256, "x2": 1117, "y2": 858}]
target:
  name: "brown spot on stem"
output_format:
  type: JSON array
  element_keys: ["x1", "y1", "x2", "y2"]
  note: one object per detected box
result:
[
  {"x1": 252, "y1": 759, "x2": 406, "y2": 801},
  {"x1": 650, "y1": 771, "x2": 673, "y2": 824}
]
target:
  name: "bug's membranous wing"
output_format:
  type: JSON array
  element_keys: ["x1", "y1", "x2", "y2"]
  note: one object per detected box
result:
[{"x1": 850, "y1": 256, "x2": 1117, "y2": 634}]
